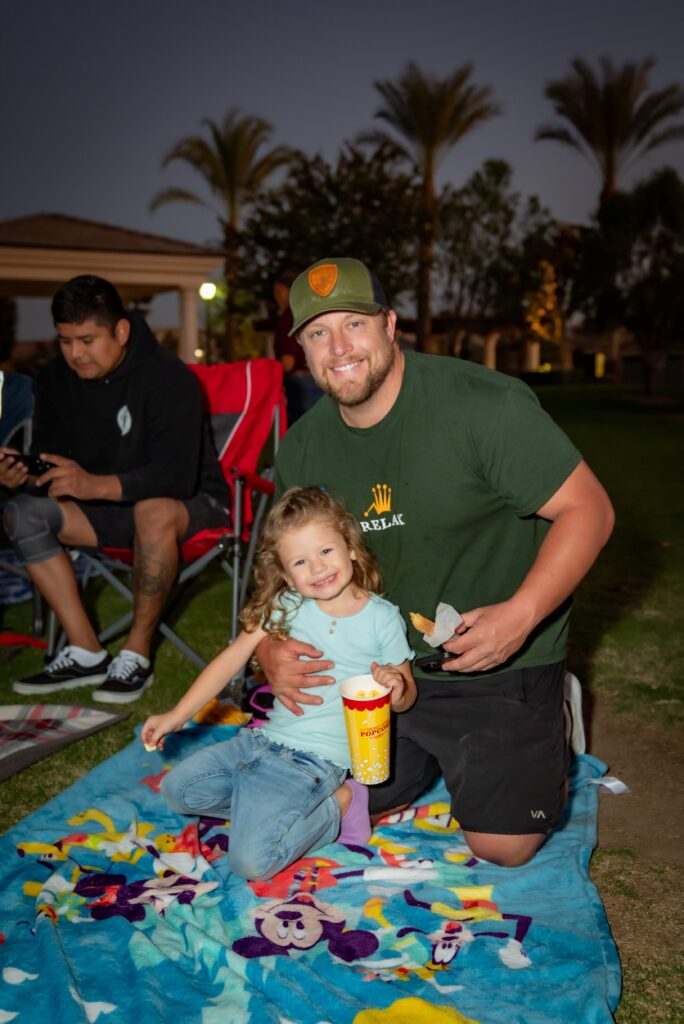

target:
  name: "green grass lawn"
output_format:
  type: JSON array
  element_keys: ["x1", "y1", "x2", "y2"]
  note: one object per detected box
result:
[
  {"x1": 528, "y1": 383, "x2": 684, "y2": 1024},
  {"x1": 539, "y1": 384, "x2": 684, "y2": 727},
  {"x1": 1, "y1": 381, "x2": 682, "y2": 1022}
]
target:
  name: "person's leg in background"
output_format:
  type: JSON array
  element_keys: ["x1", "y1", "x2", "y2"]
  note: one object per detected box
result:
[
  {"x1": 92, "y1": 497, "x2": 189, "y2": 704},
  {"x1": 5, "y1": 494, "x2": 112, "y2": 693}
]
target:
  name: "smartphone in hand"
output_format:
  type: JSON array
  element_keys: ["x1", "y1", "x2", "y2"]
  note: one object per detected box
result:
[
  {"x1": 11, "y1": 454, "x2": 55, "y2": 475},
  {"x1": 414, "y1": 651, "x2": 456, "y2": 673}
]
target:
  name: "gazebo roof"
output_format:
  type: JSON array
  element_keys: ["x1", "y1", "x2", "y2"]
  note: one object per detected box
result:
[
  {"x1": 0, "y1": 213, "x2": 221, "y2": 257},
  {"x1": 0, "y1": 212, "x2": 223, "y2": 301}
]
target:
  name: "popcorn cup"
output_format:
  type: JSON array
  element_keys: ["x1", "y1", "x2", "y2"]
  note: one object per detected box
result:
[{"x1": 340, "y1": 674, "x2": 391, "y2": 784}]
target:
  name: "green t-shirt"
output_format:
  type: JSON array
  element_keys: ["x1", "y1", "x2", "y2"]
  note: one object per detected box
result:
[{"x1": 275, "y1": 351, "x2": 582, "y2": 677}]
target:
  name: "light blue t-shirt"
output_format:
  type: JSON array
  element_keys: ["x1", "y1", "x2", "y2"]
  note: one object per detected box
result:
[{"x1": 261, "y1": 593, "x2": 413, "y2": 769}]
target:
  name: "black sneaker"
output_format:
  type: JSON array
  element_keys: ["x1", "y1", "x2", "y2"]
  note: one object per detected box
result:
[
  {"x1": 92, "y1": 651, "x2": 154, "y2": 704},
  {"x1": 13, "y1": 646, "x2": 112, "y2": 695}
]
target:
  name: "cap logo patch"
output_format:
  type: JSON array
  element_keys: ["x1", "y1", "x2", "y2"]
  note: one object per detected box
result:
[{"x1": 309, "y1": 264, "x2": 338, "y2": 297}]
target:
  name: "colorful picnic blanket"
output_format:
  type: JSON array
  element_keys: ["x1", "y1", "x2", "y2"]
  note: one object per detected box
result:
[{"x1": 0, "y1": 723, "x2": 620, "y2": 1023}]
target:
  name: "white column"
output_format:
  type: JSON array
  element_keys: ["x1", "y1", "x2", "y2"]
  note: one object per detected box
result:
[
  {"x1": 524, "y1": 339, "x2": 540, "y2": 372},
  {"x1": 179, "y1": 287, "x2": 199, "y2": 363},
  {"x1": 483, "y1": 332, "x2": 500, "y2": 370}
]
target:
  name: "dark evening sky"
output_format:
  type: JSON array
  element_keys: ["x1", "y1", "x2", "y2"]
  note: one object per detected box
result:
[{"x1": 2, "y1": 0, "x2": 683, "y2": 337}]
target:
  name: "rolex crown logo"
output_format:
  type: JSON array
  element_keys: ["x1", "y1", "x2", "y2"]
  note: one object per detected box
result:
[{"x1": 364, "y1": 484, "x2": 392, "y2": 517}]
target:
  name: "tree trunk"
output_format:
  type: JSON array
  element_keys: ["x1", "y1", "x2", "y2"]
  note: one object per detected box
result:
[
  {"x1": 524, "y1": 339, "x2": 541, "y2": 371},
  {"x1": 483, "y1": 332, "x2": 500, "y2": 370},
  {"x1": 607, "y1": 326, "x2": 627, "y2": 380},
  {"x1": 222, "y1": 226, "x2": 240, "y2": 363},
  {"x1": 599, "y1": 172, "x2": 617, "y2": 206},
  {"x1": 415, "y1": 179, "x2": 436, "y2": 353}
]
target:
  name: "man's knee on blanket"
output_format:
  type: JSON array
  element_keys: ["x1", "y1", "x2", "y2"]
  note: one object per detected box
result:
[{"x1": 465, "y1": 830, "x2": 545, "y2": 868}]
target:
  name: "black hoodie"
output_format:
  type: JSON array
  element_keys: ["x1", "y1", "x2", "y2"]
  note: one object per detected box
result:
[{"x1": 32, "y1": 312, "x2": 227, "y2": 506}]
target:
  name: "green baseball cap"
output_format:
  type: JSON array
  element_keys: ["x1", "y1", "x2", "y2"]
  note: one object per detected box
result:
[{"x1": 288, "y1": 258, "x2": 388, "y2": 335}]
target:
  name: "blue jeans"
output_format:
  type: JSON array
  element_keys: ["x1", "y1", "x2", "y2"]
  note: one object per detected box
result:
[{"x1": 161, "y1": 729, "x2": 347, "y2": 880}]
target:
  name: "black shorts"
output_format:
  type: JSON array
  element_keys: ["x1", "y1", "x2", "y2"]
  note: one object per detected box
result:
[
  {"x1": 367, "y1": 661, "x2": 569, "y2": 836},
  {"x1": 77, "y1": 492, "x2": 229, "y2": 549}
]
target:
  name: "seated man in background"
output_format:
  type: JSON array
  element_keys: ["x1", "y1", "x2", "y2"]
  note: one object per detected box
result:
[
  {"x1": 272, "y1": 269, "x2": 322, "y2": 425},
  {"x1": 0, "y1": 275, "x2": 228, "y2": 703}
]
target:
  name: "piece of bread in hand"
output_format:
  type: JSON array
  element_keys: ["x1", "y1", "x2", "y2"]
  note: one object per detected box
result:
[{"x1": 409, "y1": 612, "x2": 435, "y2": 636}]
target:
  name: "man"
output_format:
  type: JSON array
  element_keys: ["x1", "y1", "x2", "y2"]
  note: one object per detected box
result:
[
  {"x1": 257, "y1": 257, "x2": 615, "y2": 868},
  {"x1": 0, "y1": 275, "x2": 228, "y2": 703}
]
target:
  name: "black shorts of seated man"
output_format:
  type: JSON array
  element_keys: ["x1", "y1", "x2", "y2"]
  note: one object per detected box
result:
[
  {"x1": 0, "y1": 275, "x2": 229, "y2": 704},
  {"x1": 255, "y1": 257, "x2": 616, "y2": 868}
]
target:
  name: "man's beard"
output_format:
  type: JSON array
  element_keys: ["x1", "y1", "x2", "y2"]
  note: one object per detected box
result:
[{"x1": 308, "y1": 344, "x2": 396, "y2": 407}]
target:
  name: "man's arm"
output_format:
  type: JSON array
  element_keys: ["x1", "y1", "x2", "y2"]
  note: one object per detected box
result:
[
  {"x1": 12, "y1": 366, "x2": 122, "y2": 500},
  {"x1": 441, "y1": 460, "x2": 615, "y2": 672},
  {"x1": 33, "y1": 453, "x2": 123, "y2": 501}
]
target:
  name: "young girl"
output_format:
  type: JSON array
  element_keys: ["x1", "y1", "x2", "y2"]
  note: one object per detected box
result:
[{"x1": 142, "y1": 486, "x2": 415, "y2": 881}]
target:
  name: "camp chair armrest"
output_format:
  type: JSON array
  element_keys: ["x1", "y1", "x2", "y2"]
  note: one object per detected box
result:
[{"x1": 230, "y1": 468, "x2": 274, "y2": 496}]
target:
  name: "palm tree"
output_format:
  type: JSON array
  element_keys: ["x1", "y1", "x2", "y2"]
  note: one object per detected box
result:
[
  {"x1": 363, "y1": 62, "x2": 500, "y2": 350},
  {"x1": 150, "y1": 108, "x2": 291, "y2": 359},
  {"x1": 535, "y1": 57, "x2": 684, "y2": 204}
]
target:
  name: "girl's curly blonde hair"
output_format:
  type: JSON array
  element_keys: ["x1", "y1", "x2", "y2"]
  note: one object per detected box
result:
[{"x1": 241, "y1": 486, "x2": 382, "y2": 638}]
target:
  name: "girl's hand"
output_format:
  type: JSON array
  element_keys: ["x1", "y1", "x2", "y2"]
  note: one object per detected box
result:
[
  {"x1": 371, "y1": 661, "x2": 416, "y2": 712},
  {"x1": 141, "y1": 711, "x2": 181, "y2": 751}
]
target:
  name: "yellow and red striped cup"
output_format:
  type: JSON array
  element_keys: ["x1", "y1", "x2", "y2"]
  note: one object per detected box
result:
[{"x1": 341, "y1": 674, "x2": 391, "y2": 784}]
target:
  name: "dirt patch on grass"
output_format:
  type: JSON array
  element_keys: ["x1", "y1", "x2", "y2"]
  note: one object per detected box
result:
[
  {"x1": 591, "y1": 850, "x2": 684, "y2": 1023},
  {"x1": 588, "y1": 696, "x2": 684, "y2": 1023},
  {"x1": 589, "y1": 698, "x2": 684, "y2": 865},
  {"x1": 593, "y1": 849, "x2": 683, "y2": 957}
]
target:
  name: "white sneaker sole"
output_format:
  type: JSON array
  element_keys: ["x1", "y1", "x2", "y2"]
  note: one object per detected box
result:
[
  {"x1": 92, "y1": 674, "x2": 154, "y2": 705},
  {"x1": 13, "y1": 671, "x2": 110, "y2": 695},
  {"x1": 564, "y1": 671, "x2": 586, "y2": 755}
]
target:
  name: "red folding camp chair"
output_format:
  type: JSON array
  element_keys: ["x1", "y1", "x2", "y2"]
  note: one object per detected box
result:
[{"x1": 48, "y1": 358, "x2": 286, "y2": 671}]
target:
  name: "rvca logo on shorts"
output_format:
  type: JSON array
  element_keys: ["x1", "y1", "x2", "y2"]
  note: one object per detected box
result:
[{"x1": 117, "y1": 405, "x2": 132, "y2": 436}]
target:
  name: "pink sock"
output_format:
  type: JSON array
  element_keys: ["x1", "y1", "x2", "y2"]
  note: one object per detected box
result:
[{"x1": 337, "y1": 779, "x2": 372, "y2": 845}]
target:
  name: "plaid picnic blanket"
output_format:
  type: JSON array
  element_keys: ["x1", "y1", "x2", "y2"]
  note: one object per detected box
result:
[{"x1": 0, "y1": 704, "x2": 129, "y2": 781}]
